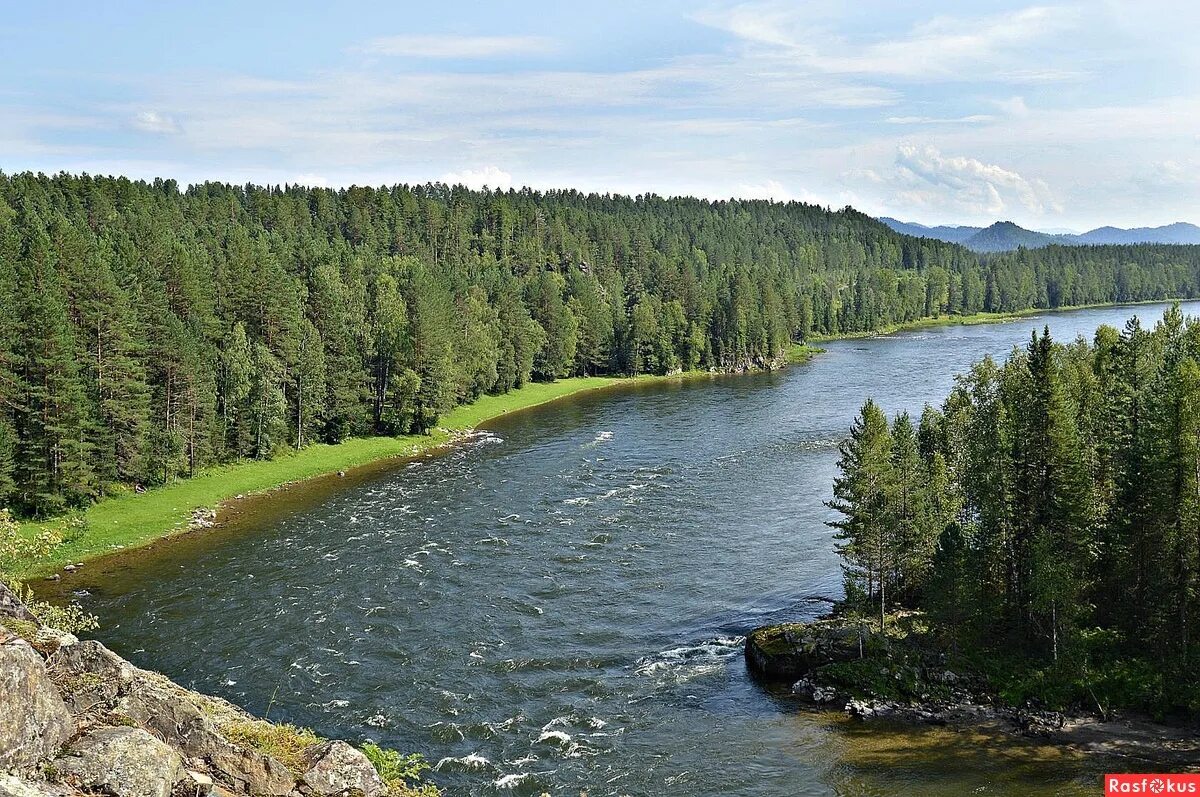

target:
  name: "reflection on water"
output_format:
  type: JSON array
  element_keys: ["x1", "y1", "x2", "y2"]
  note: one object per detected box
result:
[{"x1": 67, "y1": 302, "x2": 1198, "y2": 796}]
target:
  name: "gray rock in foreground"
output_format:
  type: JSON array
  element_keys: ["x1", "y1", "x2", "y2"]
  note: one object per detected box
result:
[
  {"x1": 0, "y1": 631, "x2": 74, "y2": 771},
  {"x1": 54, "y1": 727, "x2": 186, "y2": 797},
  {"x1": 0, "y1": 582, "x2": 415, "y2": 797}
]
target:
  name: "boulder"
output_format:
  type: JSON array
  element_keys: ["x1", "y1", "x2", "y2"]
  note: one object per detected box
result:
[
  {"x1": 301, "y1": 741, "x2": 387, "y2": 797},
  {"x1": 745, "y1": 620, "x2": 863, "y2": 680},
  {"x1": 0, "y1": 633, "x2": 74, "y2": 771},
  {"x1": 0, "y1": 581, "x2": 40, "y2": 625},
  {"x1": 47, "y1": 639, "x2": 133, "y2": 714},
  {"x1": 49, "y1": 639, "x2": 293, "y2": 796},
  {"x1": 54, "y1": 727, "x2": 185, "y2": 797},
  {"x1": 791, "y1": 678, "x2": 839, "y2": 703},
  {"x1": 0, "y1": 774, "x2": 85, "y2": 797},
  {"x1": 115, "y1": 675, "x2": 294, "y2": 796}
]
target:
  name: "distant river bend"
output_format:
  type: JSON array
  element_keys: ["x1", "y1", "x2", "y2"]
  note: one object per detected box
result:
[{"x1": 75, "y1": 302, "x2": 1199, "y2": 797}]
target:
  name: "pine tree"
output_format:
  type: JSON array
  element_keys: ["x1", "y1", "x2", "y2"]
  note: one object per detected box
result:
[{"x1": 828, "y1": 399, "x2": 896, "y2": 630}]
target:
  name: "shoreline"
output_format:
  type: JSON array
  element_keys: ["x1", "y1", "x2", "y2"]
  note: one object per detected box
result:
[
  {"x1": 808, "y1": 297, "x2": 1195, "y2": 342},
  {"x1": 14, "y1": 297, "x2": 1192, "y2": 582},
  {"x1": 15, "y1": 369, "x2": 762, "y2": 581},
  {"x1": 746, "y1": 618, "x2": 1200, "y2": 766}
]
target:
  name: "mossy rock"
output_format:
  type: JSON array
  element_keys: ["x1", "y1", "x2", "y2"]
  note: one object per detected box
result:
[{"x1": 745, "y1": 620, "x2": 864, "y2": 680}]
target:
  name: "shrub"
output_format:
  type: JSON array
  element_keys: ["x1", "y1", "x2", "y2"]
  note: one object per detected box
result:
[{"x1": 361, "y1": 744, "x2": 440, "y2": 797}]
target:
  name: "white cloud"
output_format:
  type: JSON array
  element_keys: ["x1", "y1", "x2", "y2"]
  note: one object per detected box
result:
[
  {"x1": 736, "y1": 179, "x2": 792, "y2": 202},
  {"x1": 735, "y1": 179, "x2": 829, "y2": 205},
  {"x1": 440, "y1": 165, "x2": 513, "y2": 190},
  {"x1": 886, "y1": 114, "x2": 995, "y2": 125},
  {"x1": 132, "y1": 110, "x2": 180, "y2": 134},
  {"x1": 694, "y1": 4, "x2": 1083, "y2": 82},
  {"x1": 850, "y1": 143, "x2": 1061, "y2": 219},
  {"x1": 357, "y1": 35, "x2": 554, "y2": 59},
  {"x1": 993, "y1": 96, "x2": 1029, "y2": 117}
]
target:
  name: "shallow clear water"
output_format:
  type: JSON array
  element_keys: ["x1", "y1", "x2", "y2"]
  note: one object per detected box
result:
[{"x1": 71, "y1": 302, "x2": 1197, "y2": 796}]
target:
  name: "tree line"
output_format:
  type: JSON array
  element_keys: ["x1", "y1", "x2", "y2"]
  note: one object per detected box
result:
[
  {"x1": 2, "y1": 170, "x2": 1200, "y2": 517},
  {"x1": 830, "y1": 306, "x2": 1200, "y2": 711}
]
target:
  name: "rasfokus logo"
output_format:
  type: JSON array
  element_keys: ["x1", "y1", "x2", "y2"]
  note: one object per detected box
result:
[{"x1": 1106, "y1": 774, "x2": 1200, "y2": 794}]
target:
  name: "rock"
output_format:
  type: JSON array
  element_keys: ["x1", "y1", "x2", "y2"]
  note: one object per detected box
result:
[
  {"x1": 49, "y1": 639, "x2": 293, "y2": 796},
  {"x1": 63, "y1": 565, "x2": 76, "y2": 573},
  {"x1": 790, "y1": 678, "x2": 839, "y2": 704},
  {"x1": 115, "y1": 677, "x2": 294, "y2": 796},
  {"x1": 54, "y1": 727, "x2": 186, "y2": 797},
  {"x1": 33, "y1": 627, "x2": 78, "y2": 657},
  {"x1": 0, "y1": 634, "x2": 74, "y2": 771},
  {"x1": 185, "y1": 770, "x2": 213, "y2": 789},
  {"x1": 745, "y1": 620, "x2": 864, "y2": 680},
  {"x1": 48, "y1": 639, "x2": 134, "y2": 714},
  {"x1": 301, "y1": 741, "x2": 386, "y2": 797},
  {"x1": 0, "y1": 580, "x2": 41, "y2": 624},
  {"x1": 0, "y1": 774, "x2": 85, "y2": 797}
]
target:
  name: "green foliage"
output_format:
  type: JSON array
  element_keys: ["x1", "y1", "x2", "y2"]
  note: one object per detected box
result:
[
  {"x1": 830, "y1": 306, "x2": 1200, "y2": 714},
  {"x1": 4, "y1": 171, "x2": 1198, "y2": 516},
  {"x1": 0, "y1": 509, "x2": 97, "y2": 633},
  {"x1": 361, "y1": 743, "x2": 440, "y2": 797}
]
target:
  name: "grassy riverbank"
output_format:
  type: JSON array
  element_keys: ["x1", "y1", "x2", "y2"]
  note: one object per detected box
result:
[
  {"x1": 810, "y1": 298, "x2": 1194, "y2": 343},
  {"x1": 15, "y1": 299, "x2": 1187, "y2": 579},
  {"x1": 16, "y1": 376, "x2": 644, "y2": 578}
]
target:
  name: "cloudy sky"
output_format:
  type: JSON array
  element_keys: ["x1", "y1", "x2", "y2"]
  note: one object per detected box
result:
[{"x1": 2, "y1": 1, "x2": 1197, "y2": 229}]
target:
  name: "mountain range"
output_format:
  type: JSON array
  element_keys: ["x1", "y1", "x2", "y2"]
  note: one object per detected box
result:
[{"x1": 879, "y1": 217, "x2": 1200, "y2": 253}]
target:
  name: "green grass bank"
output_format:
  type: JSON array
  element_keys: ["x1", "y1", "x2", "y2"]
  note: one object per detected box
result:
[
  {"x1": 15, "y1": 299, "x2": 1187, "y2": 580},
  {"x1": 17, "y1": 376, "x2": 638, "y2": 577}
]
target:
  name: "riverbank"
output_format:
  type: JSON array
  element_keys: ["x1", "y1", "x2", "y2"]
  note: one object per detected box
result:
[
  {"x1": 809, "y1": 298, "x2": 1191, "y2": 342},
  {"x1": 14, "y1": 370, "x2": 760, "y2": 580},
  {"x1": 745, "y1": 614, "x2": 1200, "y2": 766},
  {"x1": 14, "y1": 376, "x2": 633, "y2": 579},
  {"x1": 11, "y1": 300, "x2": 1181, "y2": 580}
]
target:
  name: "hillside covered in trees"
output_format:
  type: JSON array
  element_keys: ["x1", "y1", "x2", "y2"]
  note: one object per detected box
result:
[
  {"x1": 830, "y1": 306, "x2": 1200, "y2": 713},
  {"x1": 3, "y1": 171, "x2": 1200, "y2": 517}
]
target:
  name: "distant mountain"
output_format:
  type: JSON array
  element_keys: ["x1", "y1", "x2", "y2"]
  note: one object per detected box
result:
[
  {"x1": 880, "y1": 217, "x2": 1200, "y2": 252},
  {"x1": 963, "y1": 221, "x2": 1061, "y2": 252},
  {"x1": 878, "y1": 217, "x2": 980, "y2": 244},
  {"x1": 1074, "y1": 222, "x2": 1200, "y2": 245}
]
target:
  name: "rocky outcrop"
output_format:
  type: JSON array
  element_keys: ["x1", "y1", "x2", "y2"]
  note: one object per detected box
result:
[
  {"x1": 744, "y1": 619, "x2": 863, "y2": 680},
  {"x1": 0, "y1": 590, "x2": 411, "y2": 797},
  {"x1": 54, "y1": 727, "x2": 185, "y2": 797},
  {"x1": 746, "y1": 615, "x2": 1200, "y2": 766},
  {"x1": 0, "y1": 631, "x2": 74, "y2": 771}
]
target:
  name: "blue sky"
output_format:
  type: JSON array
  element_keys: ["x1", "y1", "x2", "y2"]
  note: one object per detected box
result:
[{"x1": 2, "y1": 1, "x2": 1197, "y2": 229}]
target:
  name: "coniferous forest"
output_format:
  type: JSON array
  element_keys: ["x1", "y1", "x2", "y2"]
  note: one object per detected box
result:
[
  {"x1": 831, "y1": 306, "x2": 1200, "y2": 712},
  {"x1": 3, "y1": 171, "x2": 1200, "y2": 518}
]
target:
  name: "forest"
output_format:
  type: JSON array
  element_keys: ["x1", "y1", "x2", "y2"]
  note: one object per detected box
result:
[
  {"x1": 3, "y1": 170, "x2": 1200, "y2": 517},
  {"x1": 830, "y1": 306, "x2": 1200, "y2": 712}
]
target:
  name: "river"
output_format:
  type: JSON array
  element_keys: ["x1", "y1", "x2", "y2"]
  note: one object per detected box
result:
[{"x1": 68, "y1": 301, "x2": 1197, "y2": 796}]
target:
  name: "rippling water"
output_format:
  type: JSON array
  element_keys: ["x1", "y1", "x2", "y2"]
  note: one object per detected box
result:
[{"x1": 68, "y1": 302, "x2": 1199, "y2": 796}]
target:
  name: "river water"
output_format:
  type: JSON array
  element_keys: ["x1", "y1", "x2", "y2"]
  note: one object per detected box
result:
[{"x1": 69, "y1": 302, "x2": 1197, "y2": 796}]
